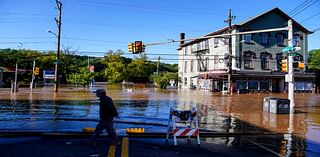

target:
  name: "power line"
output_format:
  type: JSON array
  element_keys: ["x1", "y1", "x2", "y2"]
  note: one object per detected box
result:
[
  {"x1": 301, "y1": 11, "x2": 320, "y2": 23},
  {"x1": 291, "y1": 0, "x2": 319, "y2": 17},
  {"x1": 289, "y1": 0, "x2": 313, "y2": 15}
]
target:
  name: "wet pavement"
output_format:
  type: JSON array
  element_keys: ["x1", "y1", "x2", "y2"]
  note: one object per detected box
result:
[
  {"x1": 0, "y1": 135, "x2": 296, "y2": 157},
  {"x1": 0, "y1": 85, "x2": 320, "y2": 156}
]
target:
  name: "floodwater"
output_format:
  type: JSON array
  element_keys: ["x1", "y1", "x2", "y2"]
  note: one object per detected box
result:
[{"x1": 0, "y1": 84, "x2": 319, "y2": 156}]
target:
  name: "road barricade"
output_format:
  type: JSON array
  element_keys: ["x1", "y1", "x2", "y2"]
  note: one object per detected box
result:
[{"x1": 166, "y1": 105, "x2": 200, "y2": 145}]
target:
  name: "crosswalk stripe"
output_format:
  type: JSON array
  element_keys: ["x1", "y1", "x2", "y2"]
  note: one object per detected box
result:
[
  {"x1": 121, "y1": 137, "x2": 129, "y2": 157},
  {"x1": 107, "y1": 144, "x2": 116, "y2": 157}
]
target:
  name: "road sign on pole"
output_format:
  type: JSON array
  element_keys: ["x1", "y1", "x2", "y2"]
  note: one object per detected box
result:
[{"x1": 282, "y1": 46, "x2": 295, "y2": 52}]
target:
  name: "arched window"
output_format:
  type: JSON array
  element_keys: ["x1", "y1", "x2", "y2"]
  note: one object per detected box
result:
[
  {"x1": 243, "y1": 51, "x2": 255, "y2": 69},
  {"x1": 260, "y1": 52, "x2": 272, "y2": 70}
]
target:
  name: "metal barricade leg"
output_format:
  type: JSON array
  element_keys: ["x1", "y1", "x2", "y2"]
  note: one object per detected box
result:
[
  {"x1": 195, "y1": 117, "x2": 200, "y2": 145},
  {"x1": 166, "y1": 108, "x2": 173, "y2": 142},
  {"x1": 172, "y1": 117, "x2": 177, "y2": 145}
]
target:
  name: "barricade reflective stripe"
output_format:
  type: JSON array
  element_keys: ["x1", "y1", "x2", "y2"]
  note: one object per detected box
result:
[{"x1": 173, "y1": 129, "x2": 199, "y2": 136}]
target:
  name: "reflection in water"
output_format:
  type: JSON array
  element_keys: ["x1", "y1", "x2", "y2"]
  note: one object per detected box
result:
[{"x1": 0, "y1": 86, "x2": 319, "y2": 155}]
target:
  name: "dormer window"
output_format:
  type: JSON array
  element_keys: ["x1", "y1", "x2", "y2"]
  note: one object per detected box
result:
[
  {"x1": 261, "y1": 33, "x2": 269, "y2": 45},
  {"x1": 243, "y1": 34, "x2": 252, "y2": 44}
]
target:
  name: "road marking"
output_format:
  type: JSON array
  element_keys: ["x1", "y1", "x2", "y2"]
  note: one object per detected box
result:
[
  {"x1": 107, "y1": 144, "x2": 116, "y2": 157},
  {"x1": 121, "y1": 137, "x2": 129, "y2": 157}
]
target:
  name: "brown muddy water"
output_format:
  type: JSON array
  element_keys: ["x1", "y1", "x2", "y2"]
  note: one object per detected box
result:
[{"x1": 0, "y1": 84, "x2": 319, "y2": 156}]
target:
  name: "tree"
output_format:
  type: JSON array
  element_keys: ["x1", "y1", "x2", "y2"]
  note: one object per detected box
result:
[
  {"x1": 103, "y1": 50, "x2": 126, "y2": 83},
  {"x1": 308, "y1": 49, "x2": 320, "y2": 70},
  {"x1": 152, "y1": 72, "x2": 178, "y2": 89},
  {"x1": 67, "y1": 66, "x2": 94, "y2": 87}
]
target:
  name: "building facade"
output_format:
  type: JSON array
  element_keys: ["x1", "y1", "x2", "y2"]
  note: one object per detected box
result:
[{"x1": 178, "y1": 8, "x2": 315, "y2": 93}]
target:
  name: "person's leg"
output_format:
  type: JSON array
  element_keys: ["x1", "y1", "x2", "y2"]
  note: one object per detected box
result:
[
  {"x1": 104, "y1": 119, "x2": 117, "y2": 144},
  {"x1": 90, "y1": 121, "x2": 104, "y2": 143}
]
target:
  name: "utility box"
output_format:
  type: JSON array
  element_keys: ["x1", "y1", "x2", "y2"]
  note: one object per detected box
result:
[
  {"x1": 269, "y1": 98, "x2": 290, "y2": 114},
  {"x1": 263, "y1": 97, "x2": 272, "y2": 112}
]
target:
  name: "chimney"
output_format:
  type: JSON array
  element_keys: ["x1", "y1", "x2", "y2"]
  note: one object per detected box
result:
[{"x1": 180, "y1": 33, "x2": 185, "y2": 45}]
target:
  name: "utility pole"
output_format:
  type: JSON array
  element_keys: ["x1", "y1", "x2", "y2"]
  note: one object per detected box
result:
[
  {"x1": 224, "y1": 9, "x2": 235, "y2": 94},
  {"x1": 54, "y1": 0, "x2": 62, "y2": 92},
  {"x1": 157, "y1": 56, "x2": 160, "y2": 76},
  {"x1": 30, "y1": 59, "x2": 35, "y2": 92}
]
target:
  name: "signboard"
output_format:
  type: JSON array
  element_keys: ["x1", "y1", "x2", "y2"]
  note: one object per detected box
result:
[
  {"x1": 43, "y1": 70, "x2": 55, "y2": 79},
  {"x1": 89, "y1": 65, "x2": 94, "y2": 73}
]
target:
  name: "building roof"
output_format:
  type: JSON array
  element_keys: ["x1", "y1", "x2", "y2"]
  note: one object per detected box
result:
[{"x1": 179, "y1": 7, "x2": 312, "y2": 48}]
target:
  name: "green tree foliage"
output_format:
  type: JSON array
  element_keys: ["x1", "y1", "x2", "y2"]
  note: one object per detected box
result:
[
  {"x1": 67, "y1": 66, "x2": 94, "y2": 87},
  {"x1": 102, "y1": 50, "x2": 126, "y2": 83},
  {"x1": 152, "y1": 72, "x2": 178, "y2": 89},
  {"x1": 126, "y1": 54, "x2": 150, "y2": 78},
  {"x1": 0, "y1": 48, "x2": 178, "y2": 85},
  {"x1": 308, "y1": 49, "x2": 320, "y2": 70}
]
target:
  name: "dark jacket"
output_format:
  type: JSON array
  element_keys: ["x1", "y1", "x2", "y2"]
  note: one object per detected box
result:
[{"x1": 99, "y1": 95, "x2": 118, "y2": 119}]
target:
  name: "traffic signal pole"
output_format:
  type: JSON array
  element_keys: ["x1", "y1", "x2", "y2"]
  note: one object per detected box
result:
[{"x1": 287, "y1": 20, "x2": 295, "y2": 109}]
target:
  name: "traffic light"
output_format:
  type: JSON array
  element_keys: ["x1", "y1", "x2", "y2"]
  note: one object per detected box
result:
[
  {"x1": 128, "y1": 43, "x2": 134, "y2": 53},
  {"x1": 298, "y1": 62, "x2": 305, "y2": 69},
  {"x1": 134, "y1": 41, "x2": 142, "y2": 54},
  {"x1": 281, "y1": 59, "x2": 287, "y2": 73},
  {"x1": 34, "y1": 67, "x2": 40, "y2": 75},
  {"x1": 142, "y1": 44, "x2": 145, "y2": 53}
]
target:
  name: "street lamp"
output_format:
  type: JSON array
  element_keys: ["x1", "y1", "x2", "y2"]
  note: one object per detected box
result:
[{"x1": 48, "y1": 29, "x2": 61, "y2": 92}]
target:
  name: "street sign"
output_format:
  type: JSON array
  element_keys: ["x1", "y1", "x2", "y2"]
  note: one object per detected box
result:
[
  {"x1": 282, "y1": 46, "x2": 301, "y2": 53},
  {"x1": 282, "y1": 46, "x2": 295, "y2": 52}
]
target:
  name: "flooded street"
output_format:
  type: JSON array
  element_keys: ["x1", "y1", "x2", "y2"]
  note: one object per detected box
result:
[{"x1": 0, "y1": 85, "x2": 319, "y2": 156}]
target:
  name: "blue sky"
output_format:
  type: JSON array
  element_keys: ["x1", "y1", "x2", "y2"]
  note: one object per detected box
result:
[{"x1": 0, "y1": 0, "x2": 319, "y2": 63}]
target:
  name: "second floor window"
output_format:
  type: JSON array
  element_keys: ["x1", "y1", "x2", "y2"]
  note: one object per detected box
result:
[
  {"x1": 276, "y1": 33, "x2": 285, "y2": 46},
  {"x1": 293, "y1": 34, "x2": 301, "y2": 47},
  {"x1": 184, "y1": 61, "x2": 188, "y2": 73},
  {"x1": 243, "y1": 51, "x2": 255, "y2": 69},
  {"x1": 214, "y1": 38, "x2": 219, "y2": 47},
  {"x1": 190, "y1": 60, "x2": 194, "y2": 72},
  {"x1": 261, "y1": 33, "x2": 269, "y2": 45}
]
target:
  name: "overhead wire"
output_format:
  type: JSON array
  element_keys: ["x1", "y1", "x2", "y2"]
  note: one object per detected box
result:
[
  {"x1": 290, "y1": 0, "x2": 319, "y2": 17},
  {"x1": 288, "y1": 0, "x2": 313, "y2": 15},
  {"x1": 300, "y1": 11, "x2": 320, "y2": 23}
]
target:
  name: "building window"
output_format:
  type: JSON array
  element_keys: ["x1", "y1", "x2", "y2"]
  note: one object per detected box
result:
[
  {"x1": 260, "y1": 52, "x2": 272, "y2": 70},
  {"x1": 205, "y1": 57, "x2": 209, "y2": 71},
  {"x1": 243, "y1": 51, "x2": 255, "y2": 69},
  {"x1": 190, "y1": 60, "x2": 194, "y2": 72},
  {"x1": 184, "y1": 61, "x2": 188, "y2": 73},
  {"x1": 243, "y1": 34, "x2": 252, "y2": 44},
  {"x1": 276, "y1": 33, "x2": 285, "y2": 46},
  {"x1": 293, "y1": 34, "x2": 301, "y2": 47},
  {"x1": 260, "y1": 33, "x2": 269, "y2": 45},
  {"x1": 214, "y1": 38, "x2": 219, "y2": 47},
  {"x1": 184, "y1": 46, "x2": 188, "y2": 55}
]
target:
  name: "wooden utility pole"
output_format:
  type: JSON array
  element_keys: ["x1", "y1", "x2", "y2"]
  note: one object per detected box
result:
[
  {"x1": 224, "y1": 9, "x2": 235, "y2": 94},
  {"x1": 54, "y1": 0, "x2": 62, "y2": 92},
  {"x1": 157, "y1": 56, "x2": 160, "y2": 76}
]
